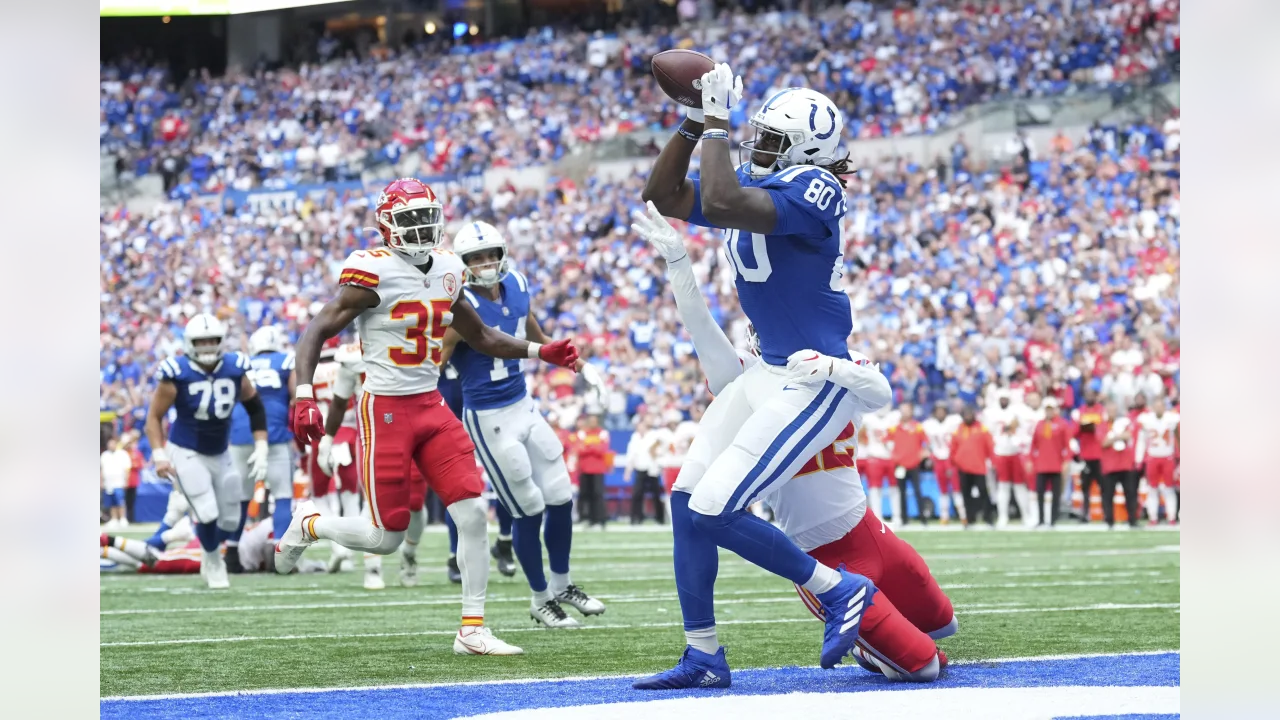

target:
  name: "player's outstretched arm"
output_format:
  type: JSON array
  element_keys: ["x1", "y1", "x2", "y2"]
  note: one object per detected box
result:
[
  {"x1": 641, "y1": 107, "x2": 704, "y2": 220},
  {"x1": 525, "y1": 311, "x2": 585, "y2": 371},
  {"x1": 295, "y1": 286, "x2": 378, "y2": 389},
  {"x1": 144, "y1": 381, "x2": 178, "y2": 480},
  {"x1": 698, "y1": 64, "x2": 777, "y2": 235},
  {"x1": 450, "y1": 299, "x2": 580, "y2": 370}
]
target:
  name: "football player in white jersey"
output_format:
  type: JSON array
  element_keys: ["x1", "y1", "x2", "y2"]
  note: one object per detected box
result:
[
  {"x1": 921, "y1": 403, "x2": 963, "y2": 524},
  {"x1": 981, "y1": 390, "x2": 1023, "y2": 527},
  {"x1": 639, "y1": 209, "x2": 956, "y2": 682},
  {"x1": 1136, "y1": 397, "x2": 1179, "y2": 525},
  {"x1": 278, "y1": 178, "x2": 581, "y2": 656},
  {"x1": 861, "y1": 406, "x2": 901, "y2": 526}
]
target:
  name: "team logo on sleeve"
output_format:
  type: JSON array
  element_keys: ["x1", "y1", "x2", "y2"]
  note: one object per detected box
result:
[{"x1": 444, "y1": 273, "x2": 457, "y2": 296}]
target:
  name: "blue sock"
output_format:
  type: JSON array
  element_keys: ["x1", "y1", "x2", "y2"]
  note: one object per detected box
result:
[
  {"x1": 543, "y1": 502, "x2": 573, "y2": 575},
  {"x1": 446, "y1": 512, "x2": 458, "y2": 555},
  {"x1": 195, "y1": 521, "x2": 219, "y2": 553},
  {"x1": 227, "y1": 501, "x2": 250, "y2": 544},
  {"x1": 512, "y1": 513, "x2": 548, "y2": 593},
  {"x1": 691, "y1": 508, "x2": 817, "y2": 586},
  {"x1": 146, "y1": 521, "x2": 172, "y2": 550},
  {"x1": 272, "y1": 498, "x2": 292, "y2": 542},
  {"x1": 496, "y1": 501, "x2": 513, "y2": 538},
  {"x1": 671, "y1": 491, "x2": 718, "y2": 632}
]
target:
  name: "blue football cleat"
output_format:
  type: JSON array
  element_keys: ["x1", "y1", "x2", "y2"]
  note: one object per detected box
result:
[
  {"x1": 633, "y1": 646, "x2": 731, "y2": 690},
  {"x1": 816, "y1": 568, "x2": 877, "y2": 669}
]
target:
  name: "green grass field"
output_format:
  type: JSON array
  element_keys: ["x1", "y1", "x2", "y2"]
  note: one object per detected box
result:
[{"x1": 100, "y1": 526, "x2": 1179, "y2": 699}]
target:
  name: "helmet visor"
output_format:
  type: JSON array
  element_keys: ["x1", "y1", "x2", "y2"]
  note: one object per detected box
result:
[{"x1": 391, "y1": 205, "x2": 442, "y2": 249}]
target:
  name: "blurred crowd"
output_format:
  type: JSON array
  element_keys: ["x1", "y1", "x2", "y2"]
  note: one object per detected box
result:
[
  {"x1": 101, "y1": 111, "x2": 1180, "y2": 458},
  {"x1": 100, "y1": 0, "x2": 1179, "y2": 197}
]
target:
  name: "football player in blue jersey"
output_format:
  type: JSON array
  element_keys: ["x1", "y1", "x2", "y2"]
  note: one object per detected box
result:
[
  {"x1": 144, "y1": 314, "x2": 270, "y2": 589},
  {"x1": 439, "y1": 221, "x2": 606, "y2": 628},
  {"x1": 631, "y1": 65, "x2": 876, "y2": 688},
  {"x1": 226, "y1": 325, "x2": 297, "y2": 573}
]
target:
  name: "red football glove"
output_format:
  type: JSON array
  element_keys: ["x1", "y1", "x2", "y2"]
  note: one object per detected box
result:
[
  {"x1": 538, "y1": 338, "x2": 581, "y2": 371},
  {"x1": 290, "y1": 398, "x2": 325, "y2": 445}
]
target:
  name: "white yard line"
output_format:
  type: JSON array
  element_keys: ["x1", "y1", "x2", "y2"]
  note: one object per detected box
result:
[
  {"x1": 102, "y1": 603, "x2": 1178, "y2": 648},
  {"x1": 101, "y1": 648, "x2": 1180, "y2": 701},
  {"x1": 100, "y1": 577, "x2": 1176, "y2": 616}
]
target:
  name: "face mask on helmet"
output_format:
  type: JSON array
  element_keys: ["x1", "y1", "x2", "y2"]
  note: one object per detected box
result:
[
  {"x1": 740, "y1": 122, "x2": 801, "y2": 175},
  {"x1": 383, "y1": 205, "x2": 442, "y2": 258},
  {"x1": 462, "y1": 249, "x2": 507, "y2": 287},
  {"x1": 189, "y1": 337, "x2": 223, "y2": 365}
]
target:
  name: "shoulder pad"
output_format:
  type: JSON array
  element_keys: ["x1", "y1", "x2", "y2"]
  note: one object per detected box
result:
[
  {"x1": 281, "y1": 352, "x2": 296, "y2": 370},
  {"x1": 155, "y1": 357, "x2": 183, "y2": 381},
  {"x1": 762, "y1": 164, "x2": 842, "y2": 191},
  {"x1": 509, "y1": 269, "x2": 529, "y2": 294},
  {"x1": 231, "y1": 352, "x2": 251, "y2": 370},
  {"x1": 340, "y1": 249, "x2": 390, "y2": 289}
]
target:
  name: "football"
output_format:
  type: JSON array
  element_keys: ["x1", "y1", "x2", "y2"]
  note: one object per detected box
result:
[{"x1": 652, "y1": 49, "x2": 715, "y2": 108}]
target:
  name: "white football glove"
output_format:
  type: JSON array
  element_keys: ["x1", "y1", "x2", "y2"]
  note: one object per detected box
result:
[
  {"x1": 784, "y1": 350, "x2": 836, "y2": 381},
  {"x1": 700, "y1": 63, "x2": 743, "y2": 121},
  {"x1": 316, "y1": 434, "x2": 335, "y2": 477},
  {"x1": 631, "y1": 201, "x2": 688, "y2": 263},
  {"x1": 247, "y1": 440, "x2": 269, "y2": 483}
]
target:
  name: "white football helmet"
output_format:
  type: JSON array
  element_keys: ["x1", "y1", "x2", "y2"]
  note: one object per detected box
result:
[
  {"x1": 740, "y1": 87, "x2": 844, "y2": 177},
  {"x1": 249, "y1": 325, "x2": 286, "y2": 356},
  {"x1": 453, "y1": 221, "x2": 510, "y2": 287},
  {"x1": 184, "y1": 314, "x2": 226, "y2": 366}
]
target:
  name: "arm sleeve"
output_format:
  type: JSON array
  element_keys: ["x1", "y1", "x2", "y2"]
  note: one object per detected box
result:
[
  {"x1": 665, "y1": 254, "x2": 743, "y2": 395},
  {"x1": 827, "y1": 358, "x2": 892, "y2": 413},
  {"x1": 241, "y1": 393, "x2": 267, "y2": 433}
]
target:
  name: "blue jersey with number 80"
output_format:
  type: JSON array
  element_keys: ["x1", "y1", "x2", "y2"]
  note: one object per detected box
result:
[
  {"x1": 230, "y1": 351, "x2": 294, "y2": 446},
  {"x1": 452, "y1": 270, "x2": 531, "y2": 411},
  {"x1": 687, "y1": 163, "x2": 852, "y2": 366},
  {"x1": 156, "y1": 353, "x2": 249, "y2": 455}
]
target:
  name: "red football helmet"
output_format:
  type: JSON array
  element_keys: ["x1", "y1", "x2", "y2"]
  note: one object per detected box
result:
[{"x1": 374, "y1": 178, "x2": 442, "y2": 260}]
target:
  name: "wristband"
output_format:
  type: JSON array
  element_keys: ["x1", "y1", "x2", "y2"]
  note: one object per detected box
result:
[
  {"x1": 527, "y1": 342, "x2": 544, "y2": 359},
  {"x1": 677, "y1": 126, "x2": 700, "y2": 142},
  {"x1": 295, "y1": 384, "x2": 314, "y2": 400},
  {"x1": 151, "y1": 447, "x2": 169, "y2": 464},
  {"x1": 701, "y1": 129, "x2": 729, "y2": 141}
]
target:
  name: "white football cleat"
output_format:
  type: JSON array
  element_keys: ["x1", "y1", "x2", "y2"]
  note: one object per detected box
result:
[
  {"x1": 453, "y1": 626, "x2": 524, "y2": 656},
  {"x1": 400, "y1": 549, "x2": 419, "y2": 587},
  {"x1": 327, "y1": 543, "x2": 353, "y2": 574},
  {"x1": 531, "y1": 598, "x2": 580, "y2": 628},
  {"x1": 274, "y1": 500, "x2": 319, "y2": 574},
  {"x1": 556, "y1": 584, "x2": 606, "y2": 616},
  {"x1": 363, "y1": 555, "x2": 385, "y2": 590},
  {"x1": 203, "y1": 550, "x2": 229, "y2": 590}
]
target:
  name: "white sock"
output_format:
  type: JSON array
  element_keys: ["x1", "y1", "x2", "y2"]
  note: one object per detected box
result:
[
  {"x1": 996, "y1": 481, "x2": 1011, "y2": 522},
  {"x1": 449, "y1": 497, "x2": 490, "y2": 620},
  {"x1": 685, "y1": 626, "x2": 719, "y2": 654},
  {"x1": 111, "y1": 537, "x2": 150, "y2": 562},
  {"x1": 311, "y1": 515, "x2": 401, "y2": 553},
  {"x1": 893, "y1": 487, "x2": 906, "y2": 524},
  {"x1": 102, "y1": 546, "x2": 140, "y2": 568},
  {"x1": 364, "y1": 553, "x2": 382, "y2": 572},
  {"x1": 952, "y1": 492, "x2": 967, "y2": 521},
  {"x1": 532, "y1": 588, "x2": 554, "y2": 606},
  {"x1": 549, "y1": 571, "x2": 571, "y2": 595},
  {"x1": 1013, "y1": 484, "x2": 1035, "y2": 526},
  {"x1": 339, "y1": 491, "x2": 361, "y2": 518},
  {"x1": 1144, "y1": 482, "x2": 1159, "y2": 522},
  {"x1": 1160, "y1": 486, "x2": 1178, "y2": 522},
  {"x1": 316, "y1": 493, "x2": 339, "y2": 516},
  {"x1": 868, "y1": 486, "x2": 883, "y2": 520},
  {"x1": 801, "y1": 563, "x2": 841, "y2": 596},
  {"x1": 938, "y1": 492, "x2": 950, "y2": 521},
  {"x1": 404, "y1": 508, "x2": 425, "y2": 553}
]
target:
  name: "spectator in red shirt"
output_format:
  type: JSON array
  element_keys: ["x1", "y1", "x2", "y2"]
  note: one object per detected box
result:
[
  {"x1": 949, "y1": 407, "x2": 995, "y2": 527},
  {"x1": 889, "y1": 403, "x2": 930, "y2": 526},
  {"x1": 573, "y1": 415, "x2": 611, "y2": 529},
  {"x1": 1030, "y1": 405, "x2": 1073, "y2": 527},
  {"x1": 1073, "y1": 389, "x2": 1106, "y2": 524}
]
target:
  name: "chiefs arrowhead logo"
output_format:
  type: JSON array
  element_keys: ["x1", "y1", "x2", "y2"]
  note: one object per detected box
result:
[{"x1": 444, "y1": 273, "x2": 457, "y2": 296}]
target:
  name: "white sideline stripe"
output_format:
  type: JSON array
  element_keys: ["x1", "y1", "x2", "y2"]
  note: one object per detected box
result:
[
  {"x1": 102, "y1": 603, "x2": 1178, "y2": 649},
  {"x1": 101, "y1": 649, "x2": 1180, "y2": 701},
  {"x1": 101, "y1": 577, "x2": 1177, "y2": 616}
]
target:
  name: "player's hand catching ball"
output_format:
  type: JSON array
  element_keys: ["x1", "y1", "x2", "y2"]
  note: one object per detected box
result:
[
  {"x1": 538, "y1": 338, "x2": 581, "y2": 371},
  {"x1": 290, "y1": 387, "x2": 325, "y2": 445},
  {"x1": 700, "y1": 63, "x2": 743, "y2": 121},
  {"x1": 784, "y1": 350, "x2": 836, "y2": 381},
  {"x1": 631, "y1": 201, "x2": 687, "y2": 263}
]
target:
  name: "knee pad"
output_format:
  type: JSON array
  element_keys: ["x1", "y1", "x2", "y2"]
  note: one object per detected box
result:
[
  {"x1": 373, "y1": 529, "x2": 405, "y2": 554},
  {"x1": 448, "y1": 496, "x2": 487, "y2": 535},
  {"x1": 928, "y1": 616, "x2": 958, "y2": 640}
]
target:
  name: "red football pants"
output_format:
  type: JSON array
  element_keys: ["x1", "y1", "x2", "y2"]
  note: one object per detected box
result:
[
  {"x1": 796, "y1": 511, "x2": 955, "y2": 674},
  {"x1": 864, "y1": 458, "x2": 895, "y2": 488},
  {"x1": 932, "y1": 458, "x2": 958, "y2": 494},
  {"x1": 1145, "y1": 456, "x2": 1176, "y2": 488},
  {"x1": 310, "y1": 425, "x2": 360, "y2": 498},
  {"x1": 993, "y1": 454, "x2": 1023, "y2": 485},
  {"x1": 357, "y1": 390, "x2": 482, "y2": 532}
]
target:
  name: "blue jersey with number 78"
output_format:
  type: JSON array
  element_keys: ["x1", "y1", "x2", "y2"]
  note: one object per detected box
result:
[
  {"x1": 686, "y1": 163, "x2": 852, "y2": 366},
  {"x1": 155, "y1": 353, "x2": 250, "y2": 455}
]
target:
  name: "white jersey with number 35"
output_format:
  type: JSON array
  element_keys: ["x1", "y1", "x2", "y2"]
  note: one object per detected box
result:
[{"x1": 339, "y1": 247, "x2": 465, "y2": 396}]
